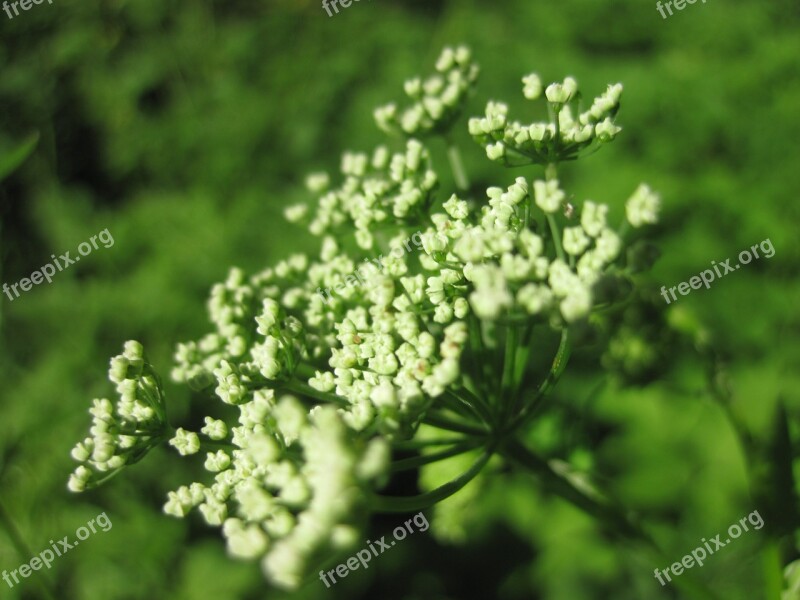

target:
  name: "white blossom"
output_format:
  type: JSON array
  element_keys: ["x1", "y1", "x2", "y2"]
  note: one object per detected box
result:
[{"x1": 626, "y1": 183, "x2": 661, "y2": 227}]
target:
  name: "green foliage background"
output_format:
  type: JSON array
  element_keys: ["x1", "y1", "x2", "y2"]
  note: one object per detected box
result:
[{"x1": 1, "y1": 0, "x2": 798, "y2": 598}]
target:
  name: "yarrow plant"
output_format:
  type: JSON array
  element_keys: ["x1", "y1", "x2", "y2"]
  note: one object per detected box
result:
[{"x1": 68, "y1": 46, "x2": 674, "y2": 590}]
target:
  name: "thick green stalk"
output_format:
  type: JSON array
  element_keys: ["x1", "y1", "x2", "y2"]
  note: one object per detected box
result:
[
  {"x1": 444, "y1": 389, "x2": 493, "y2": 426},
  {"x1": 452, "y1": 385, "x2": 495, "y2": 427},
  {"x1": 546, "y1": 213, "x2": 566, "y2": 264},
  {"x1": 372, "y1": 448, "x2": 492, "y2": 513},
  {"x1": 500, "y1": 440, "x2": 722, "y2": 600},
  {"x1": 502, "y1": 440, "x2": 647, "y2": 537},
  {"x1": 499, "y1": 325, "x2": 519, "y2": 426},
  {"x1": 507, "y1": 328, "x2": 571, "y2": 435},
  {"x1": 440, "y1": 391, "x2": 483, "y2": 424},
  {"x1": 423, "y1": 412, "x2": 489, "y2": 437},
  {"x1": 390, "y1": 440, "x2": 483, "y2": 472},
  {"x1": 391, "y1": 437, "x2": 470, "y2": 451}
]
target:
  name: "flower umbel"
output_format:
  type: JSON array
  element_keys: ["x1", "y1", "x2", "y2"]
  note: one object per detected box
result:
[
  {"x1": 68, "y1": 47, "x2": 661, "y2": 589},
  {"x1": 470, "y1": 75, "x2": 623, "y2": 166},
  {"x1": 69, "y1": 341, "x2": 170, "y2": 492},
  {"x1": 374, "y1": 45, "x2": 479, "y2": 137}
]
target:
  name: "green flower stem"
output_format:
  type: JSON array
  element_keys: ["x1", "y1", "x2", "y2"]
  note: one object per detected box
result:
[
  {"x1": 0, "y1": 499, "x2": 56, "y2": 600},
  {"x1": 371, "y1": 447, "x2": 493, "y2": 513},
  {"x1": 292, "y1": 361, "x2": 318, "y2": 381},
  {"x1": 546, "y1": 213, "x2": 566, "y2": 264},
  {"x1": 280, "y1": 379, "x2": 348, "y2": 407},
  {"x1": 544, "y1": 163, "x2": 566, "y2": 263},
  {"x1": 512, "y1": 324, "x2": 535, "y2": 390},
  {"x1": 499, "y1": 324, "x2": 519, "y2": 426},
  {"x1": 82, "y1": 468, "x2": 127, "y2": 490},
  {"x1": 507, "y1": 328, "x2": 571, "y2": 435},
  {"x1": 703, "y1": 349, "x2": 756, "y2": 467},
  {"x1": 445, "y1": 137, "x2": 470, "y2": 192},
  {"x1": 501, "y1": 144, "x2": 543, "y2": 166},
  {"x1": 390, "y1": 440, "x2": 484, "y2": 472},
  {"x1": 507, "y1": 324, "x2": 534, "y2": 418},
  {"x1": 445, "y1": 390, "x2": 492, "y2": 425},
  {"x1": 392, "y1": 437, "x2": 470, "y2": 450},
  {"x1": 85, "y1": 431, "x2": 170, "y2": 490},
  {"x1": 467, "y1": 314, "x2": 493, "y2": 400},
  {"x1": 140, "y1": 370, "x2": 168, "y2": 424},
  {"x1": 550, "y1": 104, "x2": 562, "y2": 151},
  {"x1": 762, "y1": 541, "x2": 785, "y2": 600},
  {"x1": 276, "y1": 330, "x2": 296, "y2": 372},
  {"x1": 501, "y1": 439, "x2": 645, "y2": 537},
  {"x1": 523, "y1": 182, "x2": 532, "y2": 228},
  {"x1": 500, "y1": 440, "x2": 722, "y2": 600},
  {"x1": 703, "y1": 350, "x2": 790, "y2": 595},
  {"x1": 423, "y1": 411, "x2": 489, "y2": 437},
  {"x1": 440, "y1": 391, "x2": 483, "y2": 424},
  {"x1": 451, "y1": 385, "x2": 494, "y2": 426}
]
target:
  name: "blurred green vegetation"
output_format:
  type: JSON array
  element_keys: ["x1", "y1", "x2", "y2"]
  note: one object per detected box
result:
[{"x1": 1, "y1": 0, "x2": 799, "y2": 598}]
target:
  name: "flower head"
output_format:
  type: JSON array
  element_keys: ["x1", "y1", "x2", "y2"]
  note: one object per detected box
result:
[
  {"x1": 67, "y1": 46, "x2": 661, "y2": 591},
  {"x1": 374, "y1": 45, "x2": 479, "y2": 137}
]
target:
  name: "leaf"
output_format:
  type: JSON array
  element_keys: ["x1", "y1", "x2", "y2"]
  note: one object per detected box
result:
[
  {"x1": 755, "y1": 398, "x2": 800, "y2": 539},
  {"x1": 0, "y1": 132, "x2": 39, "y2": 182}
]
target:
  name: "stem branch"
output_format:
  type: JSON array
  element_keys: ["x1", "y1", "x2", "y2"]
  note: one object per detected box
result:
[{"x1": 446, "y1": 138, "x2": 470, "y2": 192}]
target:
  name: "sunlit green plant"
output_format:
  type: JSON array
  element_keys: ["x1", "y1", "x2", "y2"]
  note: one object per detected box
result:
[{"x1": 66, "y1": 46, "x2": 676, "y2": 590}]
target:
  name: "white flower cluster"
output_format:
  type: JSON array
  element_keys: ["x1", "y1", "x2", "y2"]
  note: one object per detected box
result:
[
  {"x1": 68, "y1": 47, "x2": 664, "y2": 591},
  {"x1": 68, "y1": 341, "x2": 169, "y2": 492},
  {"x1": 169, "y1": 200, "x2": 474, "y2": 432},
  {"x1": 285, "y1": 141, "x2": 438, "y2": 250},
  {"x1": 171, "y1": 265, "x2": 312, "y2": 404},
  {"x1": 311, "y1": 309, "x2": 469, "y2": 436},
  {"x1": 162, "y1": 390, "x2": 389, "y2": 589},
  {"x1": 406, "y1": 175, "x2": 654, "y2": 323},
  {"x1": 374, "y1": 45, "x2": 479, "y2": 137},
  {"x1": 171, "y1": 267, "x2": 256, "y2": 390},
  {"x1": 469, "y1": 75, "x2": 623, "y2": 166}
]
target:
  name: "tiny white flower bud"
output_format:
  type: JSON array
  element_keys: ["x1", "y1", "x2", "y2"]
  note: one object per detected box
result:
[
  {"x1": 404, "y1": 77, "x2": 422, "y2": 98},
  {"x1": 580, "y1": 201, "x2": 608, "y2": 237},
  {"x1": 201, "y1": 417, "x2": 228, "y2": 441},
  {"x1": 435, "y1": 47, "x2": 456, "y2": 72},
  {"x1": 533, "y1": 179, "x2": 565, "y2": 214},
  {"x1": 595, "y1": 118, "x2": 622, "y2": 142},
  {"x1": 563, "y1": 226, "x2": 591, "y2": 256},
  {"x1": 560, "y1": 285, "x2": 592, "y2": 322},
  {"x1": 626, "y1": 183, "x2": 660, "y2": 228},
  {"x1": 486, "y1": 142, "x2": 505, "y2": 161},
  {"x1": 204, "y1": 450, "x2": 232, "y2": 472},
  {"x1": 522, "y1": 73, "x2": 542, "y2": 100},
  {"x1": 169, "y1": 428, "x2": 201, "y2": 456},
  {"x1": 304, "y1": 172, "x2": 330, "y2": 193}
]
